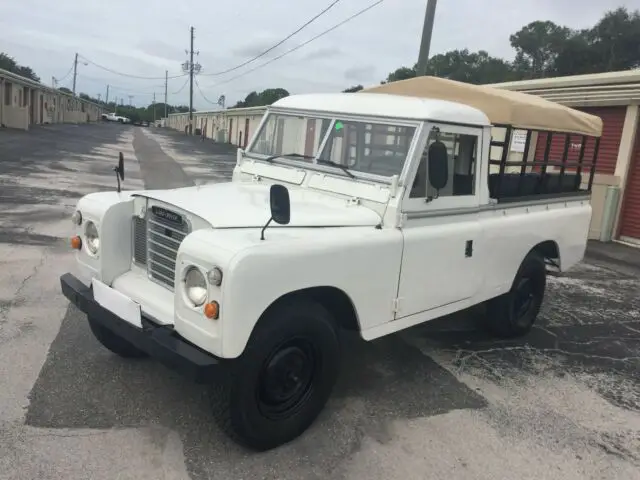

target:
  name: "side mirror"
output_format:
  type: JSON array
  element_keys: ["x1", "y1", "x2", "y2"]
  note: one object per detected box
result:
[
  {"x1": 261, "y1": 184, "x2": 290, "y2": 240},
  {"x1": 270, "y1": 184, "x2": 290, "y2": 225},
  {"x1": 114, "y1": 152, "x2": 125, "y2": 193},
  {"x1": 427, "y1": 141, "x2": 448, "y2": 191},
  {"x1": 117, "y1": 152, "x2": 125, "y2": 180}
]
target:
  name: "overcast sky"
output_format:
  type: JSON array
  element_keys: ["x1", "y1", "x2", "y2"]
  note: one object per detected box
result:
[{"x1": 1, "y1": 0, "x2": 639, "y2": 109}]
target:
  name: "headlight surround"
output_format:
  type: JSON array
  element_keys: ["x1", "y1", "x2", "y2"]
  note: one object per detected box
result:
[
  {"x1": 184, "y1": 267, "x2": 208, "y2": 306},
  {"x1": 207, "y1": 266, "x2": 223, "y2": 286},
  {"x1": 71, "y1": 210, "x2": 82, "y2": 225},
  {"x1": 84, "y1": 221, "x2": 100, "y2": 254}
]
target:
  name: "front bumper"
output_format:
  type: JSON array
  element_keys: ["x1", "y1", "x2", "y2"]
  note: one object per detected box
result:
[{"x1": 60, "y1": 273, "x2": 221, "y2": 383}]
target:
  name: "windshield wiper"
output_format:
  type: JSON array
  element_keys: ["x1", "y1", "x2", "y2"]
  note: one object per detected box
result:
[
  {"x1": 262, "y1": 153, "x2": 355, "y2": 178},
  {"x1": 316, "y1": 158, "x2": 355, "y2": 178},
  {"x1": 264, "y1": 153, "x2": 315, "y2": 163}
]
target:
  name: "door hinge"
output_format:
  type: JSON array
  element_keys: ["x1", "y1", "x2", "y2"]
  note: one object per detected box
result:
[{"x1": 392, "y1": 297, "x2": 402, "y2": 316}]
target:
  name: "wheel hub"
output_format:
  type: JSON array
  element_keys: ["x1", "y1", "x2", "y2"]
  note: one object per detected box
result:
[{"x1": 257, "y1": 340, "x2": 316, "y2": 419}]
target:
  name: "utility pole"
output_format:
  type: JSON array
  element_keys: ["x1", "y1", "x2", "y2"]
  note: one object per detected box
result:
[
  {"x1": 52, "y1": 76, "x2": 57, "y2": 88},
  {"x1": 416, "y1": 0, "x2": 438, "y2": 76},
  {"x1": 128, "y1": 95, "x2": 133, "y2": 106},
  {"x1": 114, "y1": 96, "x2": 118, "y2": 114},
  {"x1": 105, "y1": 85, "x2": 109, "y2": 105},
  {"x1": 189, "y1": 26, "x2": 194, "y2": 134},
  {"x1": 153, "y1": 92, "x2": 156, "y2": 123},
  {"x1": 164, "y1": 70, "x2": 168, "y2": 119},
  {"x1": 72, "y1": 52, "x2": 79, "y2": 96},
  {"x1": 181, "y1": 26, "x2": 201, "y2": 134},
  {"x1": 97, "y1": 93, "x2": 101, "y2": 102}
]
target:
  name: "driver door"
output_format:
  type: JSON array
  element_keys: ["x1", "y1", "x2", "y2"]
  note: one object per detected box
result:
[{"x1": 396, "y1": 123, "x2": 484, "y2": 319}]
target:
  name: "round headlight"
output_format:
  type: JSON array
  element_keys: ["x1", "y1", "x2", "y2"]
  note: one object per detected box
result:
[
  {"x1": 207, "y1": 267, "x2": 223, "y2": 286},
  {"x1": 184, "y1": 267, "x2": 207, "y2": 306},
  {"x1": 71, "y1": 210, "x2": 82, "y2": 225},
  {"x1": 85, "y1": 221, "x2": 100, "y2": 254}
]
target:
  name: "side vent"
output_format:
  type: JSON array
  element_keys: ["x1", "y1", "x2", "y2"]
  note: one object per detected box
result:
[{"x1": 132, "y1": 216, "x2": 147, "y2": 265}]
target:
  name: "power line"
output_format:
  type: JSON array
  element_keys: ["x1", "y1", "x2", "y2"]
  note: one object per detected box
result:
[
  {"x1": 199, "y1": 0, "x2": 384, "y2": 90},
  {"x1": 76, "y1": 74, "x2": 160, "y2": 96},
  {"x1": 194, "y1": 76, "x2": 221, "y2": 106},
  {"x1": 57, "y1": 62, "x2": 75, "y2": 83},
  {"x1": 172, "y1": 75, "x2": 190, "y2": 95},
  {"x1": 199, "y1": 0, "x2": 341, "y2": 77},
  {"x1": 78, "y1": 54, "x2": 186, "y2": 80}
]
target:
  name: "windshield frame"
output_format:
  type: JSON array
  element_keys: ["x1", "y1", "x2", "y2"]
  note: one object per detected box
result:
[{"x1": 244, "y1": 107, "x2": 423, "y2": 185}]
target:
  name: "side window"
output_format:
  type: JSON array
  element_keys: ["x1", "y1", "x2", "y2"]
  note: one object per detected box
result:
[{"x1": 410, "y1": 129, "x2": 478, "y2": 198}]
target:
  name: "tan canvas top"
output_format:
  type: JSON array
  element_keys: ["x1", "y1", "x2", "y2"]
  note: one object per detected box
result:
[{"x1": 362, "y1": 76, "x2": 603, "y2": 137}]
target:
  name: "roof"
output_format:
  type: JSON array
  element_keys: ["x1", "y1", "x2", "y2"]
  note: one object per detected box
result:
[
  {"x1": 487, "y1": 69, "x2": 640, "y2": 91},
  {"x1": 271, "y1": 92, "x2": 490, "y2": 126},
  {"x1": 487, "y1": 70, "x2": 640, "y2": 108},
  {"x1": 362, "y1": 76, "x2": 603, "y2": 137}
]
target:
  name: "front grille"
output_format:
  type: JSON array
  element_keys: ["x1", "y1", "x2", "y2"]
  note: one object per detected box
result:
[
  {"x1": 132, "y1": 217, "x2": 147, "y2": 265},
  {"x1": 132, "y1": 207, "x2": 189, "y2": 290}
]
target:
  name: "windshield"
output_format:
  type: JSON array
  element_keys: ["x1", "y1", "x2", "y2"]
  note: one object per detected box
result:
[{"x1": 247, "y1": 113, "x2": 417, "y2": 178}]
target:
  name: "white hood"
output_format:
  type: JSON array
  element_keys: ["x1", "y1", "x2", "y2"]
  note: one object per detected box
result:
[{"x1": 135, "y1": 182, "x2": 382, "y2": 228}]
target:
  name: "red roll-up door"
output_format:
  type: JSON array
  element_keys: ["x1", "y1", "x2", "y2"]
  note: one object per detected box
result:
[
  {"x1": 534, "y1": 106, "x2": 626, "y2": 174},
  {"x1": 618, "y1": 125, "x2": 640, "y2": 241}
]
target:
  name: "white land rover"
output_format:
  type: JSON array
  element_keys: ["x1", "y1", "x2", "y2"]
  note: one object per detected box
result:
[{"x1": 61, "y1": 76, "x2": 603, "y2": 451}]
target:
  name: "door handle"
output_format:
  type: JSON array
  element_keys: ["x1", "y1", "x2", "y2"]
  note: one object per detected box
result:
[{"x1": 465, "y1": 240, "x2": 473, "y2": 257}]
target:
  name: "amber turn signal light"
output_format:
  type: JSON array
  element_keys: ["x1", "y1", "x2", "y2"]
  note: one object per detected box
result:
[
  {"x1": 71, "y1": 235, "x2": 82, "y2": 250},
  {"x1": 204, "y1": 301, "x2": 219, "y2": 320}
]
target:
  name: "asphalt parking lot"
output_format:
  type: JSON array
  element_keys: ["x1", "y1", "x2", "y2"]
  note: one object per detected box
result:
[{"x1": 0, "y1": 123, "x2": 638, "y2": 480}]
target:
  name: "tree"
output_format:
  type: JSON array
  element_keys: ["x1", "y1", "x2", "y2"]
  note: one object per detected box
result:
[
  {"x1": 58, "y1": 87, "x2": 72, "y2": 94},
  {"x1": 550, "y1": 30, "x2": 596, "y2": 77},
  {"x1": 509, "y1": 21, "x2": 573, "y2": 78},
  {"x1": 587, "y1": 7, "x2": 640, "y2": 71},
  {"x1": 0, "y1": 52, "x2": 40, "y2": 82},
  {"x1": 343, "y1": 85, "x2": 363, "y2": 92},
  {"x1": 382, "y1": 65, "x2": 417, "y2": 84},
  {"x1": 354, "y1": 49, "x2": 513, "y2": 91},
  {"x1": 424, "y1": 49, "x2": 515, "y2": 84},
  {"x1": 232, "y1": 88, "x2": 290, "y2": 108}
]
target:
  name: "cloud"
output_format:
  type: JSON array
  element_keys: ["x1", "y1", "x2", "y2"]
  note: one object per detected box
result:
[
  {"x1": 344, "y1": 65, "x2": 376, "y2": 82},
  {"x1": 301, "y1": 47, "x2": 343, "y2": 61}
]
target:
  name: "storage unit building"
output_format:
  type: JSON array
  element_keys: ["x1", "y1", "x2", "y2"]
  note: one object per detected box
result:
[
  {"x1": 0, "y1": 67, "x2": 104, "y2": 130},
  {"x1": 165, "y1": 106, "x2": 267, "y2": 147}
]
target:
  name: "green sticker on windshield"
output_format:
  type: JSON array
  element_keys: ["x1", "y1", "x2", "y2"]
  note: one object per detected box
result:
[{"x1": 335, "y1": 121, "x2": 344, "y2": 131}]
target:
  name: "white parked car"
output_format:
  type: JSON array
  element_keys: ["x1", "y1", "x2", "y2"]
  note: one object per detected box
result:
[
  {"x1": 101, "y1": 112, "x2": 130, "y2": 123},
  {"x1": 61, "y1": 77, "x2": 603, "y2": 450}
]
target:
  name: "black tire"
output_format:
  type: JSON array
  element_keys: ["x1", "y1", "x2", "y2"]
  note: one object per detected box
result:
[
  {"x1": 88, "y1": 317, "x2": 147, "y2": 358},
  {"x1": 212, "y1": 299, "x2": 340, "y2": 451},
  {"x1": 485, "y1": 251, "x2": 547, "y2": 338}
]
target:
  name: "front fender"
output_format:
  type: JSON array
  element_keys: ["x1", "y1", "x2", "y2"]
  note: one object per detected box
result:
[
  {"x1": 74, "y1": 191, "x2": 137, "y2": 285},
  {"x1": 220, "y1": 227, "x2": 403, "y2": 358}
]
